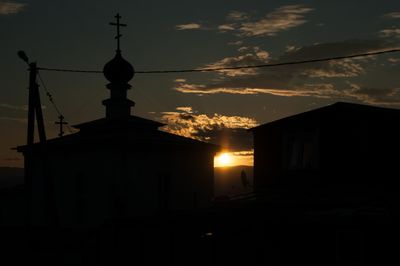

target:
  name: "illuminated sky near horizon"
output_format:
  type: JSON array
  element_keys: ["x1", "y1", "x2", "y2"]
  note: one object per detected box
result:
[{"x1": 1, "y1": 0, "x2": 400, "y2": 167}]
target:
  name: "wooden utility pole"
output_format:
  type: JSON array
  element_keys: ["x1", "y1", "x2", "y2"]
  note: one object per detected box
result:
[
  {"x1": 23, "y1": 54, "x2": 46, "y2": 145},
  {"x1": 26, "y1": 62, "x2": 36, "y2": 145}
]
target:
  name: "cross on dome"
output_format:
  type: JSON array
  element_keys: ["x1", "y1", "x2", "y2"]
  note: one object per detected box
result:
[
  {"x1": 109, "y1": 13, "x2": 127, "y2": 52},
  {"x1": 103, "y1": 13, "x2": 134, "y2": 84}
]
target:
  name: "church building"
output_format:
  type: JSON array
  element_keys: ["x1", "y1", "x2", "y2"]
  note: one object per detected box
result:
[{"x1": 17, "y1": 15, "x2": 218, "y2": 227}]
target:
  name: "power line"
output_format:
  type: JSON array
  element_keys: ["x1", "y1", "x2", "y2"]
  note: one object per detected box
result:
[
  {"x1": 36, "y1": 48, "x2": 400, "y2": 74},
  {"x1": 37, "y1": 72, "x2": 74, "y2": 134}
]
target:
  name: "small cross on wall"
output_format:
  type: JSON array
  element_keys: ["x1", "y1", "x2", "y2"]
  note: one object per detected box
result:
[{"x1": 55, "y1": 115, "x2": 68, "y2": 137}]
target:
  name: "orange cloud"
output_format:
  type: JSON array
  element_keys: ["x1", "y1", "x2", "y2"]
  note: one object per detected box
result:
[
  {"x1": 174, "y1": 83, "x2": 337, "y2": 97},
  {"x1": 238, "y1": 5, "x2": 313, "y2": 37},
  {"x1": 383, "y1": 12, "x2": 400, "y2": 19},
  {"x1": 175, "y1": 23, "x2": 202, "y2": 30},
  {"x1": 0, "y1": 1, "x2": 25, "y2": 15},
  {"x1": 159, "y1": 107, "x2": 258, "y2": 150}
]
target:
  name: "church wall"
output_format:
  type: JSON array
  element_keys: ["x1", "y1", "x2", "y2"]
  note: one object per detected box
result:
[
  {"x1": 27, "y1": 142, "x2": 215, "y2": 227},
  {"x1": 124, "y1": 147, "x2": 215, "y2": 215},
  {"x1": 27, "y1": 148, "x2": 133, "y2": 227},
  {"x1": 125, "y1": 151, "x2": 160, "y2": 216},
  {"x1": 162, "y1": 148, "x2": 214, "y2": 210},
  {"x1": 124, "y1": 149, "x2": 196, "y2": 215},
  {"x1": 43, "y1": 150, "x2": 115, "y2": 227}
]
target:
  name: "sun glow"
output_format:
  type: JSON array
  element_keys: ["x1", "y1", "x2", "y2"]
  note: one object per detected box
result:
[
  {"x1": 214, "y1": 150, "x2": 254, "y2": 168},
  {"x1": 214, "y1": 152, "x2": 234, "y2": 167}
]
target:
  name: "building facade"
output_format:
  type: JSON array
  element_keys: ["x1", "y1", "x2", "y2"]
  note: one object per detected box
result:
[{"x1": 250, "y1": 102, "x2": 400, "y2": 193}]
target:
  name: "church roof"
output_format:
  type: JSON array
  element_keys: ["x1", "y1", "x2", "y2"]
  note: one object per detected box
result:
[
  {"x1": 16, "y1": 115, "x2": 219, "y2": 153},
  {"x1": 73, "y1": 115, "x2": 165, "y2": 131}
]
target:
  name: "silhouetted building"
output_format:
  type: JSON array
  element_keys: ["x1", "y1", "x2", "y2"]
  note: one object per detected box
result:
[
  {"x1": 17, "y1": 34, "x2": 217, "y2": 227},
  {"x1": 250, "y1": 102, "x2": 400, "y2": 204}
]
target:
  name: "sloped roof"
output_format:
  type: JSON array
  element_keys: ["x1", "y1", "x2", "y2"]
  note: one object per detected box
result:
[
  {"x1": 17, "y1": 115, "x2": 219, "y2": 152},
  {"x1": 73, "y1": 115, "x2": 165, "y2": 131},
  {"x1": 249, "y1": 102, "x2": 400, "y2": 131}
]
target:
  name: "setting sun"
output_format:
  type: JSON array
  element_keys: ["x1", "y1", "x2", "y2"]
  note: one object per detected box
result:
[
  {"x1": 214, "y1": 152, "x2": 234, "y2": 167},
  {"x1": 214, "y1": 150, "x2": 254, "y2": 168}
]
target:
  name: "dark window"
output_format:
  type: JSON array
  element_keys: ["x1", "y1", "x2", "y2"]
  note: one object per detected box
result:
[{"x1": 285, "y1": 131, "x2": 318, "y2": 170}]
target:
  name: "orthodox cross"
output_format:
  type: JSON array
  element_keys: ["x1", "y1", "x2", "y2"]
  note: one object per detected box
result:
[
  {"x1": 109, "y1": 13, "x2": 127, "y2": 52},
  {"x1": 55, "y1": 115, "x2": 68, "y2": 137}
]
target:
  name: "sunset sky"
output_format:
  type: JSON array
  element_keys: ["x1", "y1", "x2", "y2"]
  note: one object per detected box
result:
[{"x1": 1, "y1": 0, "x2": 400, "y2": 167}]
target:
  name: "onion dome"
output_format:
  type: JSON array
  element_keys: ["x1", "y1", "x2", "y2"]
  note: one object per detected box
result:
[{"x1": 103, "y1": 50, "x2": 135, "y2": 83}]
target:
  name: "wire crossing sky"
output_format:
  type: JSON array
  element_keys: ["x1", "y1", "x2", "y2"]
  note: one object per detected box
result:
[{"x1": 36, "y1": 49, "x2": 400, "y2": 74}]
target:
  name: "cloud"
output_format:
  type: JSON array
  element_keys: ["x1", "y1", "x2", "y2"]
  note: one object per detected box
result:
[
  {"x1": 174, "y1": 39, "x2": 400, "y2": 105},
  {"x1": 388, "y1": 57, "x2": 400, "y2": 63},
  {"x1": 237, "y1": 46, "x2": 249, "y2": 52},
  {"x1": 177, "y1": 5, "x2": 313, "y2": 37},
  {"x1": 175, "y1": 23, "x2": 202, "y2": 30},
  {"x1": 0, "y1": 117, "x2": 27, "y2": 123},
  {"x1": 0, "y1": 103, "x2": 28, "y2": 111},
  {"x1": 218, "y1": 24, "x2": 236, "y2": 31},
  {"x1": 383, "y1": 12, "x2": 400, "y2": 19},
  {"x1": 175, "y1": 83, "x2": 339, "y2": 97},
  {"x1": 188, "y1": 39, "x2": 385, "y2": 81},
  {"x1": 0, "y1": 103, "x2": 46, "y2": 111},
  {"x1": 0, "y1": 1, "x2": 26, "y2": 15},
  {"x1": 380, "y1": 28, "x2": 400, "y2": 38},
  {"x1": 175, "y1": 82, "x2": 400, "y2": 105},
  {"x1": 159, "y1": 107, "x2": 258, "y2": 150},
  {"x1": 228, "y1": 40, "x2": 243, "y2": 46},
  {"x1": 175, "y1": 106, "x2": 193, "y2": 113},
  {"x1": 344, "y1": 83, "x2": 400, "y2": 105},
  {"x1": 236, "y1": 5, "x2": 313, "y2": 37},
  {"x1": 231, "y1": 150, "x2": 254, "y2": 166},
  {"x1": 232, "y1": 150, "x2": 254, "y2": 156},
  {"x1": 199, "y1": 47, "x2": 270, "y2": 77},
  {"x1": 227, "y1": 11, "x2": 249, "y2": 21},
  {"x1": 286, "y1": 45, "x2": 300, "y2": 53},
  {"x1": 302, "y1": 59, "x2": 365, "y2": 78}
]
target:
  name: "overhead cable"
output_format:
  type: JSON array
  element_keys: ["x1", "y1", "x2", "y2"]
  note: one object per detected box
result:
[{"x1": 36, "y1": 48, "x2": 400, "y2": 74}]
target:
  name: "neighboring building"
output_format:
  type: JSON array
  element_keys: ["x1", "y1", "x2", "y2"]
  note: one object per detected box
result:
[
  {"x1": 17, "y1": 42, "x2": 218, "y2": 227},
  {"x1": 250, "y1": 102, "x2": 400, "y2": 195}
]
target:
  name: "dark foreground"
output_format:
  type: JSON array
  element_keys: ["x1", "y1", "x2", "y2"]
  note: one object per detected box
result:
[{"x1": 1, "y1": 200, "x2": 398, "y2": 266}]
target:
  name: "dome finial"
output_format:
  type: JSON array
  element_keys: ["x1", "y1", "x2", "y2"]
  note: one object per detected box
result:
[
  {"x1": 103, "y1": 13, "x2": 135, "y2": 83},
  {"x1": 109, "y1": 13, "x2": 127, "y2": 53}
]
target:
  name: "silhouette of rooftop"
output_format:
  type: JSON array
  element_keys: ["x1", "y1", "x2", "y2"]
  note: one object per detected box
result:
[
  {"x1": 16, "y1": 116, "x2": 218, "y2": 152},
  {"x1": 249, "y1": 101, "x2": 400, "y2": 131},
  {"x1": 73, "y1": 115, "x2": 165, "y2": 131}
]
